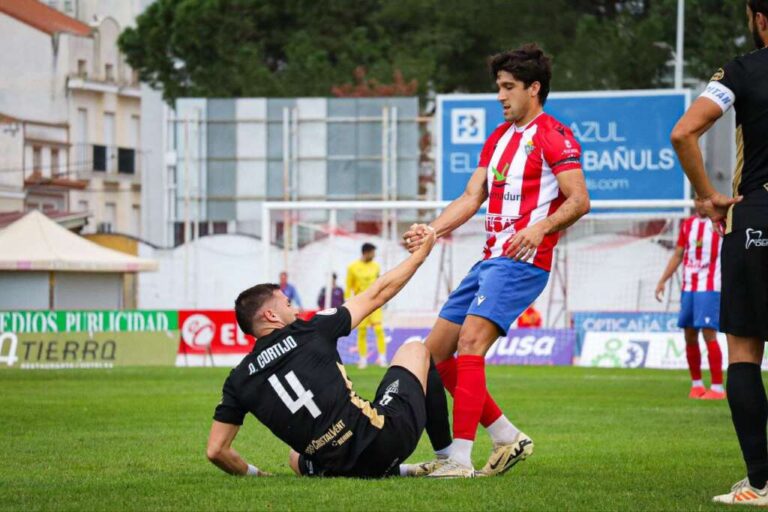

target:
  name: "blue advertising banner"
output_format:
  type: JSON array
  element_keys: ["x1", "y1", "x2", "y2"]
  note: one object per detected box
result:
[{"x1": 436, "y1": 91, "x2": 690, "y2": 204}]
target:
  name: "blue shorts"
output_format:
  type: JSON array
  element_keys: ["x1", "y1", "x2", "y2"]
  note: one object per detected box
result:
[
  {"x1": 678, "y1": 291, "x2": 720, "y2": 330},
  {"x1": 439, "y1": 258, "x2": 550, "y2": 333}
]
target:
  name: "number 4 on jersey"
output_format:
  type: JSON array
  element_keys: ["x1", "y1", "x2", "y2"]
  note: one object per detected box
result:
[{"x1": 268, "y1": 371, "x2": 322, "y2": 418}]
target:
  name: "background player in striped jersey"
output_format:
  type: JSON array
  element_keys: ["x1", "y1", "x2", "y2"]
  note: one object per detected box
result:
[
  {"x1": 402, "y1": 43, "x2": 590, "y2": 478},
  {"x1": 655, "y1": 207, "x2": 725, "y2": 400}
]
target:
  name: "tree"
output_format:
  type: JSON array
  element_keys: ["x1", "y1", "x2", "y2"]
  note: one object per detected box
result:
[{"x1": 119, "y1": 0, "x2": 751, "y2": 104}]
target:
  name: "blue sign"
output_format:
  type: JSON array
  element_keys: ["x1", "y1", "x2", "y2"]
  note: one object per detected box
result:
[
  {"x1": 571, "y1": 311, "x2": 679, "y2": 355},
  {"x1": 436, "y1": 91, "x2": 690, "y2": 203}
]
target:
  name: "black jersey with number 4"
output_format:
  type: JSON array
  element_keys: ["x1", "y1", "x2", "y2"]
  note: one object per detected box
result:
[
  {"x1": 702, "y1": 47, "x2": 768, "y2": 230},
  {"x1": 213, "y1": 307, "x2": 385, "y2": 474}
]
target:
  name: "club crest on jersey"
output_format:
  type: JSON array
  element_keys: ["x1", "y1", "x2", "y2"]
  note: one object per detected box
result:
[
  {"x1": 524, "y1": 140, "x2": 536, "y2": 156},
  {"x1": 711, "y1": 68, "x2": 725, "y2": 81}
]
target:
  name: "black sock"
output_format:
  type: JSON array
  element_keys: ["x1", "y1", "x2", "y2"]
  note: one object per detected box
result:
[
  {"x1": 727, "y1": 362, "x2": 768, "y2": 488},
  {"x1": 425, "y1": 358, "x2": 452, "y2": 452}
]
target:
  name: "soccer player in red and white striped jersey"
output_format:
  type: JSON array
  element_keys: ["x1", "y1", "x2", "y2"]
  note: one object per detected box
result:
[
  {"x1": 655, "y1": 208, "x2": 724, "y2": 400},
  {"x1": 402, "y1": 44, "x2": 590, "y2": 478}
]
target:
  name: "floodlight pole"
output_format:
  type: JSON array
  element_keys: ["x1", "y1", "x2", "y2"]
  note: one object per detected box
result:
[{"x1": 675, "y1": 0, "x2": 685, "y2": 89}]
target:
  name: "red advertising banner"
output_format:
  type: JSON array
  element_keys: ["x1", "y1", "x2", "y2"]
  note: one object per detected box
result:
[{"x1": 178, "y1": 310, "x2": 255, "y2": 356}]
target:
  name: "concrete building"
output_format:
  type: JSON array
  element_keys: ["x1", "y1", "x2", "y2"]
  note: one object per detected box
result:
[{"x1": 0, "y1": 0, "x2": 142, "y2": 236}]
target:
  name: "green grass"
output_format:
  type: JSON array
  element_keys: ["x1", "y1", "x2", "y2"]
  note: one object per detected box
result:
[{"x1": 0, "y1": 366, "x2": 745, "y2": 511}]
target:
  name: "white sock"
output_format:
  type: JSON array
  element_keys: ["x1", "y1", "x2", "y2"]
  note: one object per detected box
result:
[
  {"x1": 711, "y1": 384, "x2": 724, "y2": 393},
  {"x1": 692, "y1": 379, "x2": 704, "y2": 388},
  {"x1": 450, "y1": 438, "x2": 474, "y2": 468},
  {"x1": 485, "y1": 415, "x2": 520, "y2": 445},
  {"x1": 435, "y1": 444, "x2": 451, "y2": 458},
  {"x1": 398, "y1": 465, "x2": 409, "y2": 476}
]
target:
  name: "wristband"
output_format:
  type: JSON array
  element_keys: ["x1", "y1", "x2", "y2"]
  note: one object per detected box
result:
[{"x1": 246, "y1": 464, "x2": 260, "y2": 476}]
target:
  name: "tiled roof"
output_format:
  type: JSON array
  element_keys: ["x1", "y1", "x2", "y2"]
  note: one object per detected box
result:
[{"x1": 0, "y1": 0, "x2": 91, "y2": 37}]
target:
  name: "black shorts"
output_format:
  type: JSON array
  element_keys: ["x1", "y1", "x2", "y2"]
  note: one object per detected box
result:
[
  {"x1": 720, "y1": 227, "x2": 768, "y2": 340},
  {"x1": 299, "y1": 365, "x2": 426, "y2": 478}
]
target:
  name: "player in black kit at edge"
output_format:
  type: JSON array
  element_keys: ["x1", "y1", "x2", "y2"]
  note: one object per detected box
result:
[{"x1": 205, "y1": 227, "x2": 439, "y2": 478}]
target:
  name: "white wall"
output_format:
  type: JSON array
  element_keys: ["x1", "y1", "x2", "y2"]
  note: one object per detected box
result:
[
  {"x1": 0, "y1": 126, "x2": 24, "y2": 199},
  {"x1": 0, "y1": 14, "x2": 68, "y2": 122}
]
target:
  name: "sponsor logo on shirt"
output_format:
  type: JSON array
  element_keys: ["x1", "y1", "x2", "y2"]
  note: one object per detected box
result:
[
  {"x1": 745, "y1": 229, "x2": 768, "y2": 249},
  {"x1": 485, "y1": 214, "x2": 520, "y2": 233},
  {"x1": 490, "y1": 163, "x2": 510, "y2": 188},
  {"x1": 490, "y1": 190, "x2": 522, "y2": 202},
  {"x1": 711, "y1": 68, "x2": 725, "y2": 81}
]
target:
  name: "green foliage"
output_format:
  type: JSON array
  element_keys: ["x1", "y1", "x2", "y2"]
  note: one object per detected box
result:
[
  {"x1": 118, "y1": 0, "x2": 751, "y2": 104},
  {"x1": 0, "y1": 366, "x2": 744, "y2": 511}
]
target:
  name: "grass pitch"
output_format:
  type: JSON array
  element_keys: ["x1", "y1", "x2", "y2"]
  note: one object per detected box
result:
[{"x1": 0, "y1": 365, "x2": 744, "y2": 511}]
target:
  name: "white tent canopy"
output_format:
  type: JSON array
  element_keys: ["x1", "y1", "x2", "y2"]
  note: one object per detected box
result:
[{"x1": 0, "y1": 210, "x2": 157, "y2": 272}]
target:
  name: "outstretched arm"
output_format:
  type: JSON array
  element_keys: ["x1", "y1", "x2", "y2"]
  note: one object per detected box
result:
[
  {"x1": 206, "y1": 421, "x2": 268, "y2": 476},
  {"x1": 344, "y1": 228, "x2": 436, "y2": 329},
  {"x1": 403, "y1": 166, "x2": 487, "y2": 252},
  {"x1": 655, "y1": 246, "x2": 684, "y2": 302}
]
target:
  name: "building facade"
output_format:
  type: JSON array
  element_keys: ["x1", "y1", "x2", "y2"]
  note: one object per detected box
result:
[{"x1": 0, "y1": 0, "x2": 142, "y2": 236}]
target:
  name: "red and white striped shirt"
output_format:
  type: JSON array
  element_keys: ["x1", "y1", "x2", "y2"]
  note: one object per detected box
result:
[
  {"x1": 478, "y1": 113, "x2": 582, "y2": 271},
  {"x1": 677, "y1": 215, "x2": 722, "y2": 292}
]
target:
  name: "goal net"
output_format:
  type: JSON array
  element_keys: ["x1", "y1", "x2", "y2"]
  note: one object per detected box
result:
[{"x1": 260, "y1": 200, "x2": 692, "y2": 328}]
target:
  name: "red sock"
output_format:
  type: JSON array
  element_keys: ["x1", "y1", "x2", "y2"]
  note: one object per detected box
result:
[
  {"x1": 436, "y1": 357, "x2": 503, "y2": 427},
  {"x1": 686, "y1": 343, "x2": 702, "y2": 382},
  {"x1": 706, "y1": 340, "x2": 723, "y2": 385},
  {"x1": 436, "y1": 358, "x2": 458, "y2": 392},
  {"x1": 452, "y1": 355, "x2": 486, "y2": 441}
]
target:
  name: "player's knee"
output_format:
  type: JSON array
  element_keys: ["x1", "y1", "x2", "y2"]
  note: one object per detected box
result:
[
  {"x1": 206, "y1": 445, "x2": 221, "y2": 464},
  {"x1": 457, "y1": 333, "x2": 488, "y2": 355}
]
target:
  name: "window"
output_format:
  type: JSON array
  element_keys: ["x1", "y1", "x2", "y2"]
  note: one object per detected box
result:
[
  {"x1": 50, "y1": 148, "x2": 59, "y2": 176},
  {"x1": 77, "y1": 59, "x2": 87, "y2": 77},
  {"x1": 93, "y1": 145, "x2": 106, "y2": 171},
  {"x1": 118, "y1": 148, "x2": 135, "y2": 174},
  {"x1": 76, "y1": 108, "x2": 88, "y2": 172},
  {"x1": 103, "y1": 112, "x2": 115, "y2": 172},
  {"x1": 78, "y1": 200, "x2": 89, "y2": 212},
  {"x1": 105, "y1": 64, "x2": 114, "y2": 82},
  {"x1": 105, "y1": 202, "x2": 116, "y2": 226},
  {"x1": 32, "y1": 146, "x2": 42, "y2": 173}
]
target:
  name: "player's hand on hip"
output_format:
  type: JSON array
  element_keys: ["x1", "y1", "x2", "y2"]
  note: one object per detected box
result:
[
  {"x1": 695, "y1": 192, "x2": 742, "y2": 236},
  {"x1": 654, "y1": 282, "x2": 665, "y2": 302},
  {"x1": 504, "y1": 224, "x2": 546, "y2": 262}
]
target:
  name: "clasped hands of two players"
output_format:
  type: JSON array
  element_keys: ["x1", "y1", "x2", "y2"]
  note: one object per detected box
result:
[{"x1": 403, "y1": 223, "x2": 546, "y2": 261}]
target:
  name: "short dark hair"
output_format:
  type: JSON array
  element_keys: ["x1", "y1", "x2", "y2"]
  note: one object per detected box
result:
[
  {"x1": 235, "y1": 283, "x2": 279, "y2": 336},
  {"x1": 361, "y1": 242, "x2": 376, "y2": 254},
  {"x1": 749, "y1": 0, "x2": 768, "y2": 16},
  {"x1": 490, "y1": 43, "x2": 552, "y2": 106}
]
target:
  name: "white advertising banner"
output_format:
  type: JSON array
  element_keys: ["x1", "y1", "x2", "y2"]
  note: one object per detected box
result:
[{"x1": 579, "y1": 331, "x2": 733, "y2": 370}]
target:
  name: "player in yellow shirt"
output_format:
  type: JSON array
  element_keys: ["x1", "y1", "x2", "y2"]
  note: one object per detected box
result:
[{"x1": 346, "y1": 243, "x2": 386, "y2": 369}]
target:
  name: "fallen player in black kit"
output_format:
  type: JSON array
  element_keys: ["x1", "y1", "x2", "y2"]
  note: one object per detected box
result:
[{"x1": 205, "y1": 227, "x2": 443, "y2": 477}]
